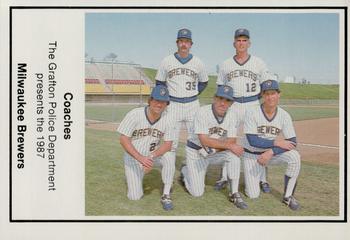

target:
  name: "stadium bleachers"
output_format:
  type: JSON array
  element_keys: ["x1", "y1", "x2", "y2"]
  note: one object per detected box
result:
[{"x1": 85, "y1": 62, "x2": 152, "y2": 95}]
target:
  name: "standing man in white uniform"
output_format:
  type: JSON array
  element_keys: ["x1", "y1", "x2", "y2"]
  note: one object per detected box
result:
[
  {"x1": 242, "y1": 80, "x2": 301, "y2": 210},
  {"x1": 215, "y1": 28, "x2": 270, "y2": 192},
  {"x1": 180, "y1": 85, "x2": 248, "y2": 209},
  {"x1": 117, "y1": 85, "x2": 176, "y2": 211},
  {"x1": 155, "y1": 28, "x2": 208, "y2": 168}
]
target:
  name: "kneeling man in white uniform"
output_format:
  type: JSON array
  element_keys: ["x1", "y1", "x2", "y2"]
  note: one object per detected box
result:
[
  {"x1": 180, "y1": 85, "x2": 248, "y2": 209},
  {"x1": 242, "y1": 79, "x2": 301, "y2": 210}
]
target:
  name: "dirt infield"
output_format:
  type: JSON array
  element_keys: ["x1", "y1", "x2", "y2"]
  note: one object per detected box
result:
[
  {"x1": 86, "y1": 117, "x2": 339, "y2": 166},
  {"x1": 293, "y1": 118, "x2": 339, "y2": 165},
  {"x1": 294, "y1": 118, "x2": 338, "y2": 146}
]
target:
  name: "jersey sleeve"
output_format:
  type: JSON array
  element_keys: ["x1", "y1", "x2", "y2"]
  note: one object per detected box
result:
[
  {"x1": 194, "y1": 110, "x2": 208, "y2": 135},
  {"x1": 216, "y1": 63, "x2": 226, "y2": 85},
  {"x1": 155, "y1": 59, "x2": 167, "y2": 82},
  {"x1": 198, "y1": 61, "x2": 208, "y2": 83},
  {"x1": 282, "y1": 111, "x2": 296, "y2": 139},
  {"x1": 243, "y1": 108, "x2": 258, "y2": 134},
  {"x1": 117, "y1": 110, "x2": 137, "y2": 137}
]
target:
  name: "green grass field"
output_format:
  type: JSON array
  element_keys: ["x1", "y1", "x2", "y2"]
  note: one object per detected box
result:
[
  {"x1": 86, "y1": 104, "x2": 339, "y2": 123},
  {"x1": 281, "y1": 106, "x2": 339, "y2": 121},
  {"x1": 86, "y1": 105, "x2": 135, "y2": 122},
  {"x1": 86, "y1": 128, "x2": 339, "y2": 216}
]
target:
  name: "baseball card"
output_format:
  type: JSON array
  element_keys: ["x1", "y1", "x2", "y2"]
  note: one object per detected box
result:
[{"x1": 0, "y1": 0, "x2": 349, "y2": 239}]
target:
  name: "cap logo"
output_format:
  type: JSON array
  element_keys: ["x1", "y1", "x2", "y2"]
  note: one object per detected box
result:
[
  {"x1": 266, "y1": 80, "x2": 272, "y2": 86},
  {"x1": 160, "y1": 88, "x2": 166, "y2": 96},
  {"x1": 239, "y1": 29, "x2": 244, "y2": 33},
  {"x1": 224, "y1": 86, "x2": 230, "y2": 93}
]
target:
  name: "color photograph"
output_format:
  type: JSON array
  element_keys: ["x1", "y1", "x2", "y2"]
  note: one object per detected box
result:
[{"x1": 84, "y1": 10, "x2": 341, "y2": 218}]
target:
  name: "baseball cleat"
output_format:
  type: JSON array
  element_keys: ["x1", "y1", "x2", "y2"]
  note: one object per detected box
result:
[
  {"x1": 230, "y1": 192, "x2": 248, "y2": 210},
  {"x1": 214, "y1": 180, "x2": 228, "y2": 191},
  {"x1": 260, "y1": 181, "x2": 271, "y2": 193},
  {"x1": 283, "y1": 196, "x2": 300, "y2": 211},
  {"x1": 160, "y1": 194, "x2": 173, "y2": 211}
]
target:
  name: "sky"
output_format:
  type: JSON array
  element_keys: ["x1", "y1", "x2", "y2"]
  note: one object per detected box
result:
[{"x1": 85, "y1": 11, "x2": 340, "y2": 84}]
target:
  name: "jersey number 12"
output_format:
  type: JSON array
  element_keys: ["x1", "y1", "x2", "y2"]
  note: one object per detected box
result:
[{"x1": 246, "y1": 82, "x2": 257, "y2": 92}]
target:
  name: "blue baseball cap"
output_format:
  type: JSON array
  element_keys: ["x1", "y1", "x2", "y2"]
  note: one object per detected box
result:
[
  {"x1": 261, "y1": 80, "x2": 280, "y2": 93},
  {"x1": 215, "y1": 85, "x2": 234, "y2": 101},
  {"x1": 150, "y1": 85, "x2": 170, "y2": 103},
  {"x1": 235, "y1": 28, "x2": 250, "y2": 39},
  {"x1": 177, "y1": 28, "x2": 192, "y2": 40}
]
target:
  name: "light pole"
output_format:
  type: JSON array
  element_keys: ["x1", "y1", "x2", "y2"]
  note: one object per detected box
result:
[
  {"x1": 110, "y1": 55, "x2": 117, "y2": 122},
  {"x1": 111, "y1": 59, "x2": 114, "y2": 79},
  {"x1": 111, "y1": 56, "x2": 117, "y2": 79},
  {"x1": 138, "y1": 64, "x2": 142, "y2": 106}
]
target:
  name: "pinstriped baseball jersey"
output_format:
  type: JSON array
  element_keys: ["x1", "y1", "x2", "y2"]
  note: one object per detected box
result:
[
  {"x1": 189, "y1": 104, "x2": 238, "y2": 147},
  {"x1": 117, "y1": 107, "x2": 176, "y2": 156},
  {"x1": 182, "y1": 104, "x2": 242, "y2": 196},
  {"x1": 217, "y1": 55, "x2": 269, "y2": 98},
  {"x1": 242, "y1": 105, "x2": 296, "y2": 153},
  {"x1": 155, "y1": 54, "x2": 208, "y2": 98}
]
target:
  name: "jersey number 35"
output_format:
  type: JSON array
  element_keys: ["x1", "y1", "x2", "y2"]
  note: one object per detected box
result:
[{"x1": 185, "y1": 81, "x2": 196, "y2": 90}]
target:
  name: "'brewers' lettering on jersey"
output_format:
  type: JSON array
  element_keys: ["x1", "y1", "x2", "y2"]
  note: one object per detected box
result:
[
  {"x1": 131, "y1": 128, "x2": 164, "y2": 140},
  {"x1": 168, "y1": 67, "x2": 199, "y2": 81},
  {"x1": 243, "y1": 105, "x2": 296, "y2": 153},
  {"x1": 188, "y1": 104, "x2": 238, "y2": 146},
  {"x1": 155, "y1": 54, "x2": 208, "y2": 98},
  {"x1": 257, "y1": 126, "x2": 281, "y2": 135},
  {"x1": 226, "y1": 69, "x2": 257, "y2": 82},
  {"x1": 217, "y1": 55, "x2": 269, "y2": 97},
  {"x1": 117, "y1": 107, "x2": 175, "y2": 156},
  {"x1": 208, "y1": 126, "x2": 228, "y2": 137}
]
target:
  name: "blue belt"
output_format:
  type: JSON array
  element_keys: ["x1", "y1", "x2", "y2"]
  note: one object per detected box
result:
[
  {"x1": 233, "y1": 94, "x2": 259, "y2": 103},
  {"x1": 187, "y1": 140, "x2": 202, "y2": 150},
  {"x1": 244, "y1": 148, "x2": 264, "y2": 155},
  {"x1": 170, "y1": 95, "x2": 198, "y2": 103}
]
